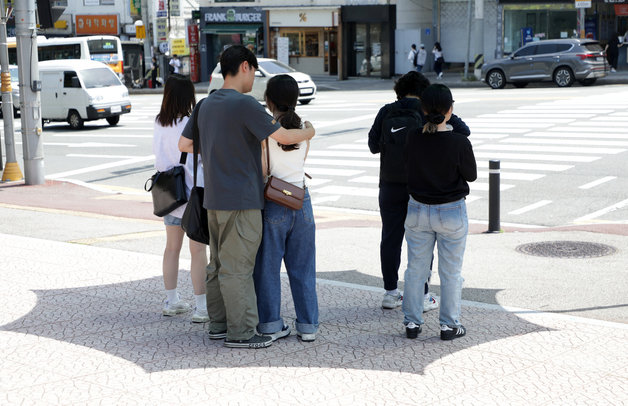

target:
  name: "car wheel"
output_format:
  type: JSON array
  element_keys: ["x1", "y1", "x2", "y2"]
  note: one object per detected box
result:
[
  {"x1": 554, "y1": 67, "x2": 574, "y2": 87},
  {"x1": 513, "y1": 82, "x2": 528, "y2": 88},
  {"x1": 106, "y1": 116, "x2": 120, "y2": 126},
  {"x1": 299, "y1": 99, "x2": 312, "y2": 105},
  {"x1": 68, "y1": 110, "x2": 84, "y2": 130},
  {"x1": 487, "y1": 70, "x2": 506, "y2": 89},
  {"x1": 579, "y1": 78, "x2": 597, "y2": 86}
]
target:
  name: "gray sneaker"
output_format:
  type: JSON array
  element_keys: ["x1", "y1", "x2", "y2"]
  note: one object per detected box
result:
[
  {"x1": 297, "y1": 331, "x2": 316, "y2": 342},
  {"x1": 269, "y1": 324, "x2": 291, "y2": 342},
  {"x1": 224, "y1": 334, "x2": 273, "y2": 349},
  {"x1": 382, "y1": 292, "x2": 403, "y2": 309},
  {"x1": 162, "y1": 300, "x2": 191, "y2": 316}
]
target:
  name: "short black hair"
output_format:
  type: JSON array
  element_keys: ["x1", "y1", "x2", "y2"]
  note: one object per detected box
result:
[
  {"x1": 394, "y1": 71, "x2": 431, "y2": 99},
  {"x1": 411, "y1": 44, "x2": 417, "y2": 49},
  {"x1": 220, "y1": 44, "x2": 258, "y2": 78}
]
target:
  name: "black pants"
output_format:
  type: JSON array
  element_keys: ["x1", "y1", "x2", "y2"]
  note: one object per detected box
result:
[{"x1": 379, "y1": 180, "x2": 430, "y2": 294}]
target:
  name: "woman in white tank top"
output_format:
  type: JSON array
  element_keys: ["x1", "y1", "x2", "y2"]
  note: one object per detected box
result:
[{"x1": 253, "y1": 75, "x2": 319, "y2": 343}]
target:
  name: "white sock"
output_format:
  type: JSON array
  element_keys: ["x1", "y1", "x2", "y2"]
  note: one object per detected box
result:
[
  {"x1": 166, "y1": 289, "x2": 179, "y2": 304},
  {"x1": 194, "y1": 294, "x2": 207, "y2": 311},
  {"x1": 386, "y1": 289, "x2": 399, "y2": 296},
  {"x1": 424, "y1": 293, "x2": 430, "y2": 301}
]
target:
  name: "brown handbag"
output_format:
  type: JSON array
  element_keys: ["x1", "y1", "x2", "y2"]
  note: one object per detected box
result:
[{"x1": 263, "y1": 139, "x2": 305, "y2": 210}]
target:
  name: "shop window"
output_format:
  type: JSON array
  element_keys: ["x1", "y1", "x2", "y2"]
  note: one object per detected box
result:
[
  {"x1": 280, "y1": 30, "x2": 320, "y2": 57},
  {"x1": 305, "y1": 32, "x2": 319, "y2": 56},
  {"x1": 285, "y1": 32, "x2": 302, "y2": 56}
]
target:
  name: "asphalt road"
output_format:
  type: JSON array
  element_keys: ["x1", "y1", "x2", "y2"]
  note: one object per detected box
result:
[{"x1": 10, "y1": 84, "x2": 627, "y2": 228}]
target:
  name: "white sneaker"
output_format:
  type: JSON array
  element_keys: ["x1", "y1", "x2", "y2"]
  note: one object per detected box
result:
[
  {"x1": 611, "y1": 68, "x2": 617, "y2": 73},
  {"x1": 191, "y1": 308, "x2": 209, "y2": 323},
  {"x1": 162, "y1": 300, "x2": 191, "y2": 316},
  {"x1": 297, "y1": 331, "x2": 316, "y2": 342},
  {"x1": 423, "y1": 293, "x2": 439, "y2": 312},
  {"x1": 382, "y1": 292, "x2": 403, "y2": 309}
]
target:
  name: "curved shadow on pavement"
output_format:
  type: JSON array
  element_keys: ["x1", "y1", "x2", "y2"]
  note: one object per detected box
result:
[{"x1": 1, "y1": 274, "x2": 552, "y2": 375}]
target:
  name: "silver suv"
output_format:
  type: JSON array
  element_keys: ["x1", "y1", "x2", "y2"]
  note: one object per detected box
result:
[{"x1": 481, "y1": 39, "x2": 608, "y2": 89}]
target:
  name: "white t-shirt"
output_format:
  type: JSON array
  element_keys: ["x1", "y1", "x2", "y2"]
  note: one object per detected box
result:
[
  {"x1": 408, "y1": 49, "x2": 417, "y2": 64},
  {"x1": 153, "y1": 116, "x2": 204, "y2": 218},
  {"x1": 267, "y1": 139, "x2": 308, "y2": 187},
  {"x1": 433, "y1": 49, "x2": 443, "y2": 60},
  {"x1": 169, "y1": 58, "x2": 181, "y2": 73}
]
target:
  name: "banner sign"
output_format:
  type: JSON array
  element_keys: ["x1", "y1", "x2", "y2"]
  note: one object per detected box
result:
[{"x1": 75, "y1": 14, "x2": 118, "y2": 35}]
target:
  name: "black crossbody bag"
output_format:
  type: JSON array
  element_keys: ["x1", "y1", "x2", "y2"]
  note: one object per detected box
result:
[{"x1": 145, "y1": 152, "x2": 188, "y2": 217}]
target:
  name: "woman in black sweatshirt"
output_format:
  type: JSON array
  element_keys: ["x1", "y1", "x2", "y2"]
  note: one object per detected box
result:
[{"x1": 401, "y1": 84, "x2": 477, "y2": 341}]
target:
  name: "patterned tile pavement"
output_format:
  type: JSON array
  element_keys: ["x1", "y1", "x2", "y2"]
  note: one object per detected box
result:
[{"x1": 1, "y1": 233, "x2": 627, "y2": 405}]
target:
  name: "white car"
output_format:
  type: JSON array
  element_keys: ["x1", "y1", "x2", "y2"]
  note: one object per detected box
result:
[{"x1": 208, "y1": 58, "x2": 316, "y2": 105}]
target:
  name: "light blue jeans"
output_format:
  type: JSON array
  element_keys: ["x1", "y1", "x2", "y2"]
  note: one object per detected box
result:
[
  {"x1": 402, "y1": 197, "x2": 468, "y2": 327},
  {"x1": 253, "y1": 190, "x2": 319, "y2": 335}
]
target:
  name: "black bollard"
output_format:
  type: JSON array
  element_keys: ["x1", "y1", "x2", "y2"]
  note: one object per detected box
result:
[{"x1": 488, "y1": 160, "x2": 500, "y2": 233}]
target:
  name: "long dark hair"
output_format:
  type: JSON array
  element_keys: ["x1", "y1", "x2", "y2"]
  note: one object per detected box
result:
[
  {"x1": 421, "y1": 84, "x2": 453, "y2": 134},
  {"x1": 156, "y1": 74, "x2": 196, "y2": 127},
  {"x1": 265, "y1": 74, "x2": 302, "y2": 151},
  {"x1": 434, "y1": 42, "x2": 442, "y2": 52}
]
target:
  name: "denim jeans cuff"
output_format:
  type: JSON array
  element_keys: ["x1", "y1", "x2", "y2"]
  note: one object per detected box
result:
[
  {"x1": 295, "y1": 322, "x2": 319, "y2": 334},
  {"x1": 257, "y1": 319, "x2": 284, "y2": 334}
]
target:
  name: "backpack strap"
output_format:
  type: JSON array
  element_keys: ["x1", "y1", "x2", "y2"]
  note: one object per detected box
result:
[{"x1": 191, "y1": 98, "x2": 204, "y2": 187}]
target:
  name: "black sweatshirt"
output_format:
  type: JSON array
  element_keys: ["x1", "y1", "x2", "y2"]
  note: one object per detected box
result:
[{"x1": 404, "y1": 130, "x2": 477, "y2": 205}]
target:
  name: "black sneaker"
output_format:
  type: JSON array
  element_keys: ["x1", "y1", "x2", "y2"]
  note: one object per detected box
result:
[
  {"x1": 207, "y1": 328, "x2": 227, "y2": 340},
  {"x1": 405, "y1": 322, "x2": 422, "y2": 339},
  {"x1": 224, "y1": 333, "x2": 273, "y2": 349},
  {"x1": 440, "y1": 324, "x2": 466, "y2": 341}
]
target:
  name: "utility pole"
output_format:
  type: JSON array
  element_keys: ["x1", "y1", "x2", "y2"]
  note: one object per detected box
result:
[
  {"x1": 14, "y1": 0, "x2": 44, "y2": 185},
  {"x1": 463, "y1": 0, "x2": 472, "y2": 80},
  {"x1": 0, "y1": 0, "x2": 22, "y2": 181},
  {"x1": 141, "y1": 0, "x2": 152, "y2": 67}
]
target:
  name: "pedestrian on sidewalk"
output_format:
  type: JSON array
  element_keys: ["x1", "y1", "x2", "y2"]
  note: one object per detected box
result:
[
  {"x1": 178, "y1": 45, "x2": 315, "y2": 349},
  {"x1": 150, "y1": 56, "x2": 159, "y2": 88},
  {"x1": 169, "y1": 54, "x2": 181, "y2": 74},
  {"x1": 605, "y1": 33, "x2": 622, "y2": 73},
  {"x1": 153, "y1": 74, "x2": 208, "y2": 323},
  {"x1": 408, "y1": 44, "x2": 418, "y2": 72},
  {"x1": 417, "y1": 44, "x2": 427, "y2": 72},
  {"x1": 402, "y1": 83, "x2": 477, "y2": 341},
  {"x1": 432, "y1": 42, "x2": 444, "y2": 79},
  {"x1": 253, "y1": 75, "x2": 319, "y2": 343},
  {"x1": 368, "y1": 71, "x2": 470, "y2": 313}
]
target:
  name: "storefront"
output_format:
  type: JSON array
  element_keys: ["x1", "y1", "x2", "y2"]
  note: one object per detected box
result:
[
  {"x1": 198, "y1": 7, "x2": 266, "y2": 82},
  {"x1": 341, "y1": 5, "x2": 396, "y2": 79},
  {"x1": 266, "y1": 7, "x2": 340, "y2": 76}
]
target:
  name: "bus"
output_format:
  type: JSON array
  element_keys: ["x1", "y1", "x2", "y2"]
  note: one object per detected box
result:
[{"x1": 8, "y1": 35, "x2": 124, "y2": 77}]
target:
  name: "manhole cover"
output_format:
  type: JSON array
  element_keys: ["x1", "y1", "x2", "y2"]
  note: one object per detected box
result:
[{"x1": 516, "y1": 241, "x2": 616, "y2": 258}]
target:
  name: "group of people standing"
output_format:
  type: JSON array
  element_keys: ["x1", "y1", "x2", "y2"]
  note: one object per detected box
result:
[
  {"x1": 153, "y1": 44, "x2": 476, "y2": 348},
  {"x1": 408, "y1": 42, "x2": 445, "y2": 79}
]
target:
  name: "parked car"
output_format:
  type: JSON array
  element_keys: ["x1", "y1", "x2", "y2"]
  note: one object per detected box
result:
[
  {"x1": 481, "y1": 38, "x2": 608, "y2": 89},
  {"x1": 208, "y1": 58, "x2": 317, "y2": 104},
  {"x1": 0, "y1": 65, "x2": 20, "y2": 118}
]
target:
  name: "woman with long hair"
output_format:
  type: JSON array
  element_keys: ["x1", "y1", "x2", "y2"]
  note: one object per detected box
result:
[
  {"x1": 153, "y1": 74, "x2": 208, "y2": 322},
  {"x1": 253, "y1": 74, "x2": 319, "y2": 342},
  {"x1": 402, "y1": 84, "x2": 476, "y2": 341},
  {"x1": 432, "y1": 42, "x2": 444, "y2": 79}
]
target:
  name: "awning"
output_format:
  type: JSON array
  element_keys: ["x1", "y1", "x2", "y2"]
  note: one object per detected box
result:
[{"x1": 201, "y1": 24, "x2": 260, "y2": 34}]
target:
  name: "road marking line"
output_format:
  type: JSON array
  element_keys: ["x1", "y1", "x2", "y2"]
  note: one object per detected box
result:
[
  {"x1": 312, "y1": 185, "x2": 379, "y2": 197},
  {"x1": 465, "y1": 128, "x2": 529, "y2": 133},
  {"x1": 66, "y1": 154, "x2": 142, "y2": 159},
  {"x1": 465, "y1": 119, "x2": 572, "y2": 125},
  {"x1": 328, "y1": 144, "x2": 371, "y2": 150},
  {"x1": 476, "y1": 160, "x2": 572, "y2": 171},
  {"x1": 513, "y1": 108, "x2": 613, "y2": 113},
  {"x1": 311, "y1": 195, "x2": 341, "y2": 205},
  {"x1": 470, "y1": 182, "x2": 515, "y2": 192},
  {"x1": 476, "y1": 171, "x2": 545, "y2": 181},
  {"x1": 69, "y1": 230, "x2": 166, "y2": 245},
  {"x1": 49, "y1": 134, "x2": 153, "y2": 138},
  {"x1": 305, "y1": 158, "x2": 379, "y2": 167},
  {"x1": 307, "y1": 178, "x2": 332, "y2": 186},
  {"x1": 526, "y1": 131, "x2": 628, "y2": 139},
  {"x1": 478, "y1": 113, "x2": 592, "y2": 119},
  {"x1": 312, "y1": 114, "x2": 376, "y2": 129},
  {"x1": 502, "y1": 138, "x2": 628, "y2": 147},
  {"x1": 348, "y1": 176, "x2": 379, "y2": 184},
  {"x1": 304, "y1": 168, "x2": 364, "y2": 176},
  {"x1": 0, "y1": 203, "x2": 160, "y2": 224},
  {"x1": 470, "y1": 133, "x2": 510, "y2": 139},
  {"x1": 578, "y1": 176, "x2": 617, "y2": 190},
  {"x1": 463, "y1": 122, "x2": 555, "y2": 128},
  {"x1": 308, "y1": 151, "x2": 377, "y2": 158},
  {"x1": 18, "y1": 141, "x2": 136, "y2": 148},
  {"x1": 508, "y1": 200, "x2": 552, "y2": 215},
  {"x1": 473, "y1": 151, "x2": 599, "y2": 163},
  {"x1": 574, "y1": 198, "x2": 628, "y2": 222},
  {"x1": 475, "y1": 144, "x2": 625, "y2": 154},
  {"x1": 46, "y1": 155, "x2": 155, "y2": 179}
]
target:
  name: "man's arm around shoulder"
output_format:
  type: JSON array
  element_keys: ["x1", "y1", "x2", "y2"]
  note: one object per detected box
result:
[{"x1": 269, "y1": 121, "x2": 315, "y2": 145}]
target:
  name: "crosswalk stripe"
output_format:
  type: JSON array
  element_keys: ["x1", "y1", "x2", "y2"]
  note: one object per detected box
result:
[
  {"x1": 465, "y1": 122, "x2": 553, "y2": 128},
  {"x1": 566, "y1": 122, "x2": 628, "y2": 127},
  {"x1": 470, "y1": 182, "x2": 515, "y2": 191},
  {"x1": 309, "y1": 151, "x2": 377, "y2": 158},
  {"x1": 467, "y1": 128, "x2": 529, "y2": 133},
  {"x1": 477, "y1": 113, "x2": 588, "y2": 119},
  {"x1": 328, "y1": 144, "x2": 371, "y2": 150},
  {"x1": 476, "y1": 160, "x2": 572, "y2": 171},
  {"x1": 348, "y1": 176, "x2": 379, "y2": 184},
  {"x1": 502, "y1": 137, "x2": 628, "y2": 147},
  {"x1": 306, "y1": 158, "x2": 380, "y2": 168},
  {"x1": 474, "y1": 144, "x2": 625, "y2": 154},
  {"x1": 477, "y1": 171, "x2": 544, "y2": 181},
  {"x1": 509, "y1": 200, "x2": 552, "y2": 215},
  {"x1": 313, "y1": 185, "x2": 379, "y2": 197},
  {"x1": 574, "y1": 198, "x2": 628, "y2": 222},
  {"x1": 465, "y1": 118, "x2": 574, "y2": 124},
  {"x1": 578, "y1": 176, "x2": 616, "y2": 190},
  {"x1": 304, "y1": 167, "x2": 364, "y2": 176},
  {"x1": 527, "y1": 131, "x2": 628, "y2": 138},
  {"x1": 470, "y1": 133, "x2": 510, "y2": 139},
  {"x1": 513, "y1": 107, "x2": 613, "y2": 114},
  {"x1": 473, "y1": 151, "x2": 599, "y2": 162},
  {"x1": 312, "y1": 114, "x2": 376, "y2": 129}
]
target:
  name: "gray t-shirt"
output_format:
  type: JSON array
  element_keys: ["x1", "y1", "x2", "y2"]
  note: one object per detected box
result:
[{"x1": 182, "y1": 89, "x2": 281, "y2": 210}]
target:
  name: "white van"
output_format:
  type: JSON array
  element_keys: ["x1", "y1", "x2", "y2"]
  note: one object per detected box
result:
[{"x1": 39, "y1": 59, "x2": 131, "y2": 130}]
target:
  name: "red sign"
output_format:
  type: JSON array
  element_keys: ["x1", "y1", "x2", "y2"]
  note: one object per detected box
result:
[
  {"x1": 190, "y1": 48, "x2": 199, "y2": 83},
  {"x1": 615, "y1": 5, "x2": 628, "y2": 16},
  {"x1": 75, "y1": 15, "x2": 118, "y2": 35},
  {"x1": 187, "y1": 24, "x2": 199, "y2": 46}
]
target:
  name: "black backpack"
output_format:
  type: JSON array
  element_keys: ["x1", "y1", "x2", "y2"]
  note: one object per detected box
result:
[{"x1": 379, "y1": 102, "x2": 422, "y2": 183}]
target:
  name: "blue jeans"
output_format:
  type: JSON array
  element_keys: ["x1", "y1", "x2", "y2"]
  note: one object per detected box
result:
[
  {"x1": 253, "y1": 190, "x2": 319, "y2": 335},
  {"x1": 402, "y1": 197, "x2": 468, "y2": 327}
]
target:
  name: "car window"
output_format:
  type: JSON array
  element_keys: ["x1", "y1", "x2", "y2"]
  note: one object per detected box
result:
[
  {"x1": 555, "y1": 44, "x2": 572, "y2": 53},
  {"x1": 583, "y1": 43, "x2": 603, "y2": 52},
  {"x1": 63, "y1": 71, "x2": 80, "y2": 88},
  {"x1": 79, "y1": 68, "x2": 122, "y2": 88},
  {"x1": 535, "y1": 44, "x2": 557, "y2": 55},
  {"x1": 10, "y1": 67, "x2": 18, "y2": 81},
  {"x1": 514, "y1": 45, "x2": 536, "y2": 57},
  {"x1": 259, "y1": 60, "x2": 296, "y2": 74}
]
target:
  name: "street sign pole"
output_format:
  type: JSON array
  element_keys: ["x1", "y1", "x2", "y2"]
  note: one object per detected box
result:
[{"x1": 15, "y1": 0, "x2": 44, "y2": 185}]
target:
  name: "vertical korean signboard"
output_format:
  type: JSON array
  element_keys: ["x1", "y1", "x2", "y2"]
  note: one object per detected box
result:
[{"x1": 188, "y1": 24, "x2": 200, "y2": 82}]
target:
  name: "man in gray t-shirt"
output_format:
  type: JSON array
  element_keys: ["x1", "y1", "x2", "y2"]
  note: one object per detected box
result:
[{"x1": 179, "y1": 45, "x2": 314, "y2": 349}]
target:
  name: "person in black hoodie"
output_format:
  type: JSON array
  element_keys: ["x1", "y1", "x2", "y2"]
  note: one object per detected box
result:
[
  {"x1": 368, "y1": 71, "x2": 470, "y2": 311},
  {"x1": 402, "y1": 84, "x2": 476, "y2": 341}
]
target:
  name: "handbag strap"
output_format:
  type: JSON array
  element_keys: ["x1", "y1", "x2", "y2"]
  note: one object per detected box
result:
[
  {"x1": 179, "y1": 152, "x2": 187, "y2": 165},
  {"x1": 265, "y1": 138, "x2": 271, "y2": 177},
  {"x1": 191, "y1": 98, "x2": 205, "y2": 187}
]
